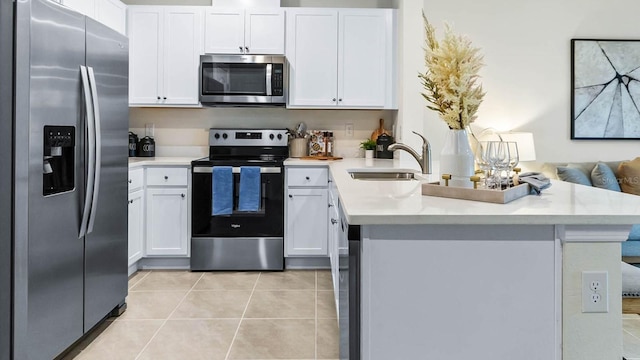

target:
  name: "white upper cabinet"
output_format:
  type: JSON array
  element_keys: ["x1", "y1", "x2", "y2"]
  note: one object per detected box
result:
[
  {"x1": 128, "y1": 6, "x2": 204, "y2": 106},
  {"x1": 61, "y1": 0, "x2": 127, "y2": 34},
  {"x1": 286, "y1": 8, "x2": 397, "y2": 109},
  {"x1": 204, "y1": 8, "x2": 285, "y2": 54}
]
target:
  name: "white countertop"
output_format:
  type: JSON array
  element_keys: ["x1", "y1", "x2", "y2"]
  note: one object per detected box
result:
[
  {"x1": 286, "y1": 158, "x2": 640, "y2": 226},
  {"x1": 128, "y1": 157, "x2": 199, "y2": 168}
]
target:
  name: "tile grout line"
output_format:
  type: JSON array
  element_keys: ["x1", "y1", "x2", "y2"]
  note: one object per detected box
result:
[
  {"x1": 225, "y1": 272, "x2": 262, "y2": 360},
  {"x1": 128, "y1": 270, "x2": 152, "y2": 291},
  {"x1": 133, "y1": 272, "x2": 205, "y2": 360}
]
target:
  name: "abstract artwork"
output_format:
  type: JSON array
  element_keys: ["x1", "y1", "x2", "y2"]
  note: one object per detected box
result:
[{"x1": 572, "y1": 39, "x2": 640, "y2": 139}]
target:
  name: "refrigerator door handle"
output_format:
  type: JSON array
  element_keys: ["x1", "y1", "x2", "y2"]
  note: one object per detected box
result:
[
  {"x1": 79, "y1": 65, "x2": 96, "y2": 238},
  {"x1": 86, "y1": 67, "x2": 101, "y2": 234}
]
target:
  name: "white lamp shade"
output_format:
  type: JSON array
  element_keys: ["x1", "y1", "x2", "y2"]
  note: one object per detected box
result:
[{"x1": 498, "y1": 132, "x2": 537, "y2": 161}]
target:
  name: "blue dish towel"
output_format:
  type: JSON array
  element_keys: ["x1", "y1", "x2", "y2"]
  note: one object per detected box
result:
[
  {"x1": 212, "y1": 166, "x2": 233, "y2": 216},
  {"x1": 238, "y1": 166, "x2": 261, "y2": 212}
]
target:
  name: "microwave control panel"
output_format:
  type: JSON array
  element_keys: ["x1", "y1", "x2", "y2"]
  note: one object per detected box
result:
[{"x1": 272, "y1": 64, "x2": 284, "y2": 96}]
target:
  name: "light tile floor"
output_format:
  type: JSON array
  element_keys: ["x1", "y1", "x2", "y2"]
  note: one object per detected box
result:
[
  {"x1": 625, "y1": 314, "x2": 640, "y2": 360},
  {"x1": 62, "y1": 270, "x2": 339, "y2": 360}
]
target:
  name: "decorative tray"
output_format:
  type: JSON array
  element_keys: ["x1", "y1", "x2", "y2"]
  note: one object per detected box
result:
[{"x1": 421, "y1": 181, "x2": 530, "y2": 204}]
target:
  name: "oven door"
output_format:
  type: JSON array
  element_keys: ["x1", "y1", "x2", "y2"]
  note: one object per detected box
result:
[
  {"x1": 199, "y1": 55, "x2": 286, "y2": 105},
  {"x1": 191, "y1": 165, "x2": 284, "y2": 237}
]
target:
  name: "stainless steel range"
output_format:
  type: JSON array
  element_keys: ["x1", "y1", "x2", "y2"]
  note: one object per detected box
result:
[{"x1": 190, "y1": 128, "x2": 289, "y2": 271}]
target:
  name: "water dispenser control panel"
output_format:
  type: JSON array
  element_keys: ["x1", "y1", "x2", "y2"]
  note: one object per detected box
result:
[{"x1": 43, "y1": 126, "x2": 75, "y2": 196}]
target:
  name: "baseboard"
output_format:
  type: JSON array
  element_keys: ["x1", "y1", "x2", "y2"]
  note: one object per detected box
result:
[
  {"x1": 285, "y1": 256, "x2": 330, "y2": 269},
  {"x1": 137, "y1": 257, "x2": 191, "y2": 270}
]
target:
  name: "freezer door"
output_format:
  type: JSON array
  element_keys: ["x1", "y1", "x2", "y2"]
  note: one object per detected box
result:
[
  {"x1": 13, "y1": 0, "x2": 86, "y2": 359},
  {"x1": 0, "y1": 0, "x2": 13, "y2": 359},
  {"x1": 83, "y1": 18, "x2": 129, "y2": 332}
]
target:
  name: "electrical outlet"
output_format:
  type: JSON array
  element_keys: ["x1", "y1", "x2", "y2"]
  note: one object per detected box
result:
[
  {"x1": 345, "y1": 123, "x2": 354, "y2": 138},
  {"x1": 582, "y1": 271, "x2": 608, "y2": 313}
]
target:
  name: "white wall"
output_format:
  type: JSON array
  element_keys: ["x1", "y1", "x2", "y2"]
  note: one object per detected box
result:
[{"x1": 419, "y1": 0, "x2": 640, "y2": 163}]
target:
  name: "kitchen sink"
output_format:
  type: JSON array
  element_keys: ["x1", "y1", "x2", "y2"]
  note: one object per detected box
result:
[{"x1": 349, "y1": 171, "x2": 418, "y2": 181}]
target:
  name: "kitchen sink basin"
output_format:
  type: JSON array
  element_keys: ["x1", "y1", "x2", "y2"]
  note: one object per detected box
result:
[{"x1": 349, "y1": 171, "x2": 417, "y2": 181}]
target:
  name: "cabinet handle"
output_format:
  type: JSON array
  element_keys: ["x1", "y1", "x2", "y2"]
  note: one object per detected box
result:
[
  {"x1": 181, "y1": 194, "x2": 185, "y2": 198},
  {"x1": 338, "y1": 98, "x2": 343, "y2": 102},
  {"x1": 157, "y1": 96, "x2": 161, "y2": 100},
  {"x1": 164, "y1": 176, "x2": 169, "y2": 180},
  {"x1": 328, "y1": 203, "x2": 333, "y2": 208},
  {"x1": 305, "y1": 176, "x2": 310, "y2": 180},
  {"x1": 245, "y1": 46, "x2": 249, "y2": 52},
  {"x1": 239, "y1": 46, "x2": 243, "y2": 52},
  {"x1": 332, "y1": 98, "x2": 336, "y2": 102},
  {"x1": 128, "y1": 179, "x2": 132, "y2": 183},
  {"x1": 163, "y1": 97, "x2": 167, "y2": 100},
  {"x1": 331, "y1": 219, "x2": 337, "y2": 224},
  {"x1": 128, "y1": 199, "x2": 133, "y2": 204},
  {"x1": 288, "y1": 194, "x2": 293, "y2": 198}
]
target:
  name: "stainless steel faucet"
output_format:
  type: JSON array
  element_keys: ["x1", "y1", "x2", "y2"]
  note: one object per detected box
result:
[{"x1": 387, "y1": 131, "x2": 432, "y2": 174}]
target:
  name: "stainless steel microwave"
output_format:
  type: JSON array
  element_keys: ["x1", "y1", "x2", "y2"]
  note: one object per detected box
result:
[{"x1": 199, "y1": 55, "x2": 287, "y2": 106}]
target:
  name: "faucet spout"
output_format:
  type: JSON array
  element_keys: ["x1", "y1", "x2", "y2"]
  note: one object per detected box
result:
[{"x1": 387, "y1": 131, "x2": 432, "y2": 174}]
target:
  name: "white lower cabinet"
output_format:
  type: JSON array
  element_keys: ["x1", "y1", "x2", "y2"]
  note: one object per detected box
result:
[
  {"x1": 145, "y1": 187, "x2": 189, "y2": 256},
  {"x1": 127, "y1": 189, "x2": 144, "y2": 266},
  {"x1": 286, "y1": 188, "x2": 328, "y2": 256}
]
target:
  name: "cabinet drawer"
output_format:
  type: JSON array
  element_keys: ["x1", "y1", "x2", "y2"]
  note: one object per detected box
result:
[
  {"x1": 287, "y1": 167, "x2": 328, "y2": 187},
  {"x1": 146, "y1": 167, "x2": 188, "y2": 186},
  {"x1": 128, "y1": 168, "x2": 143, "y2": 192}
]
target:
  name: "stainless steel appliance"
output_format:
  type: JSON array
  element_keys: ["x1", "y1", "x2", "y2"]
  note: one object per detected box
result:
[
  {"x1": 0, "y1": 1, "x2": 130, "y2": 359},
  {"x1": 199, "y1": 55, "x2": 287, "y2": 106},
  {"x1": 191, "y1": 129, "x2": 288, "y2": 270},
  {"x1": 339, "y1": 223, "x2": 361, "y2": 360}
]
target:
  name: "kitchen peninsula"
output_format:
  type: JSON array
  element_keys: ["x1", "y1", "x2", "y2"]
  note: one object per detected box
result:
[{"x1": 285, "y1": 158, "x2": 640, "y2": 360}]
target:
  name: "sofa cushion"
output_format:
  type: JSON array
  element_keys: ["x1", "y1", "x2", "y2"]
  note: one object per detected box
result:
[
  {"x1": 619, "y1": 157, "x2": 640, "y2": 195},
  {"x1": 591, "y1": 162, "x2": 622, "y2": 191},
  {"x1": 556, "y1": 164, "x2": 592, "y2": 186}
]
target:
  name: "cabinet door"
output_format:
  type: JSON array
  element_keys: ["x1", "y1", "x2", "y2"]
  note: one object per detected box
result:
[
  {"x1": 338, "y1": 10, "x2": 386, "y2": 107},
  {"x1": 146, "y1": 188, "x2": 189, "y2": 256},
  {"x1": 286, "y1": 9, "x2": 338, "y2": 107},
  {"x1": 128, "y1": 6, "x2": 163, "y2": 105},
  {"x1": 164, "y1": 7, "x2": 204, "y2": 105},
  {"x1": 62, "y1": 0, "x2": 96, "y2": 17},
  {"x1": 245, "y1": 9, "x2": 284, "y2": 55},
  {"x1": 204, "y1": 8, "x2": 244, "y2": 54},
  {"x1": 286, "y1": 188, "x2": 328, "y2": 256},
  {"x1": 95, "y1": 0, "x2": 127, "y2": 35},
  {"x1": 128, "y1": 189, "x2": 144, "y2": 266}
]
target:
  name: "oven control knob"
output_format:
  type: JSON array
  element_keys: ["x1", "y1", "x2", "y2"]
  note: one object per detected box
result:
[
  {"x1": 222, "y1": 133, "x2": 228, "y2": 139},
  {"x1": 269, "y1": 134, "x2": 275, "y2": 140},
  {"x1": 214, "y1": 133, "x2": 220, "y2": 139},
  {"x1": 277, "y1": 134, "x2": 283, "y2": 140}
]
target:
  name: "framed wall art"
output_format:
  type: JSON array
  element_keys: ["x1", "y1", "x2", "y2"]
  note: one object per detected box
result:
[{"x1": 571, "y1": 39, "x2": 640, "y2": 139}]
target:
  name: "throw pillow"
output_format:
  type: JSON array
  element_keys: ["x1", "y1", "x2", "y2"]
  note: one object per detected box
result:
[
  {"x1": 618, "y1": 157, "x2": 640, "y2": 195},
  {"x1": 557, "y1": 165, "x2": 592, "y2": 186},
  {"x1": 591, "y1": 162, "x2": 622, "y2": 191}
]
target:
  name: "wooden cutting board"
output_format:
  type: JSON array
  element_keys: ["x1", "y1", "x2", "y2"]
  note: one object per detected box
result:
[
  {"x1": 300, "y1": 156, "x2": 343, "y2": 161},
  {"x1": 371, "y1": 118, "x2": 390, "y2": 141}
]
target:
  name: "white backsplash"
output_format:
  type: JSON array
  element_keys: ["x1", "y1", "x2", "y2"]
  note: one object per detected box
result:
[{"x1": 129, "y1": 107, "x2": 396, "y2": 158}]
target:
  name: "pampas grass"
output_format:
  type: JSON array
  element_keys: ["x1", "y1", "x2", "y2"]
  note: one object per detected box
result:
[{"x1": 419, "y1": 13, "x2": 485, "y2": 130}]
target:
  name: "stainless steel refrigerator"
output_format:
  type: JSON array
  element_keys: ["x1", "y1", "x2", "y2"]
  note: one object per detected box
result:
[{"x1": 1, "y1": 0, "x2": 130, "y2": 359}]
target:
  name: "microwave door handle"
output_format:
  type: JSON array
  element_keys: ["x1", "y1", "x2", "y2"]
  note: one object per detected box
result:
[
  {"x1": 266, "y1": 64, "x2": 272, "y2": 96},
  {"x1": 79, "y1": 65, "x2": 96, "y2": 238}
]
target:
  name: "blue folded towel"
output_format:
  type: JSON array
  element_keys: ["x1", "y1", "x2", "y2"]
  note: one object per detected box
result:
[
  {"x1": 212, "y1": 166, "x2": 233, "y2": 216},
  {"x1": 238, "y1": 166, "x2": 261, "y2": 212}
]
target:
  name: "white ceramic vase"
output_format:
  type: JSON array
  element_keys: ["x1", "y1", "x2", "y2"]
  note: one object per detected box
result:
[{"x1": 440, "y1": 128, "x2": 475, "y2": 188}]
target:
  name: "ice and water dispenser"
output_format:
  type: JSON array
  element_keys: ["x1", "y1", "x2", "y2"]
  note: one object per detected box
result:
[{"x1": 43, "y1": 126, "x2": 75, "y2": 196}]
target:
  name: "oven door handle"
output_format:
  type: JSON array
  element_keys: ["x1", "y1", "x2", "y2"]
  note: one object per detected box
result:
[{"x1": 193, "y1": 166, "x2": 282, "y2": 174}]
